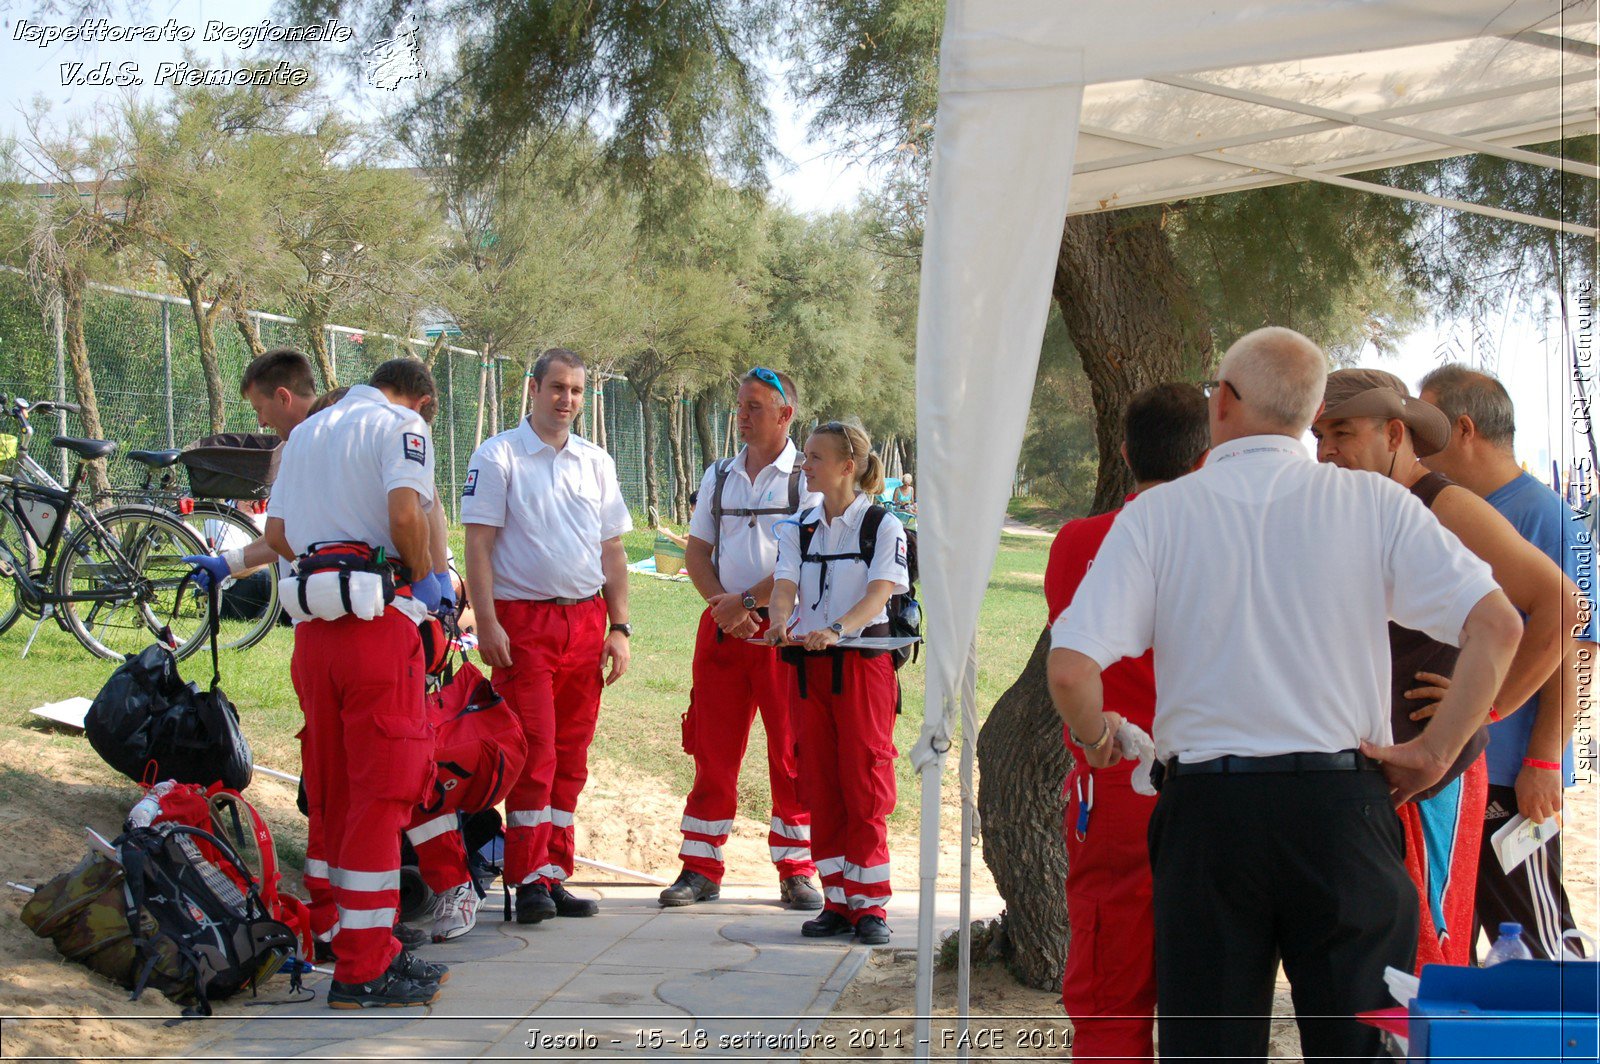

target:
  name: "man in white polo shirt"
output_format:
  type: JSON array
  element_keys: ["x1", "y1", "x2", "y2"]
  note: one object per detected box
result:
[
  {"x1": 1048, "y1": 328, "x2": 1523, "y2": 1062},
  {"x1": 659, "y1": 367, "x2": 823, "y2": 910},
  {"x1": 462, "y1": 347, "x2": 632, "y2": 924},
  {"x1": 265, "y1": 357, "x2": 450, "y2": 1008}
]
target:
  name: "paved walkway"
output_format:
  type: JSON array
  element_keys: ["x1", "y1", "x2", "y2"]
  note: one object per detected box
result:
[{"x1": 186, "y1": 881, "x2": 1002, "y2": 1062}]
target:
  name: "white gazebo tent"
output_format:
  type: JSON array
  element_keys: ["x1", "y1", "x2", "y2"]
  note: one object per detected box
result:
[{"x1": 910, "y1": 0, "x2": 1596, "y2": 1051}]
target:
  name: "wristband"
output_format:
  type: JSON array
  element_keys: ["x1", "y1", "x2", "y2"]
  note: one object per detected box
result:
[
  {"x1": 1073, "y1": 716, "x2": 1113, "y2": 753},
  {"x1": 223, "y1": 547, "x2": 248, "y2": 577},
  {"x1": 1523, "y1": 757, "x2": 1561, "y2": 771},
  {"x1": 1487, "y1": 705, "x2": 1502, "y2": 722}
]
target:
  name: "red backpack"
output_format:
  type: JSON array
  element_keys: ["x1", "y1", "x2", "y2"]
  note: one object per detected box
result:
[{"x1": 422, "y1": 660, "x2": 527, "y2": 816}]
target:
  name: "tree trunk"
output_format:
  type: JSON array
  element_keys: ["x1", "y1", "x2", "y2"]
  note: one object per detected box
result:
[
  {"x1": 898, "y1": 436, "x2": 914, "y2": 480},
  {"x1": 668, "y1": 393, "x2": 690, "y2": 524},
  {"x1": 424, "y1": 332, "x2": 448, "y2": 370},
  {"x1": 1052, "y1": 207, "x2": 1213, "y2": 514},
  {"x1": 304, "y1": 320, "x2": 337, "y2": 389},
  {"x1": 60, "y1": 279, "x2": 111, "y2": 495},
  {"x1": 976, "y1": 629, "x2": 1071, "y2": 989},
  {"x1": 634, "y1": 378, "x2": 662, "y2": 527},
  {"x1": 182, "y1": 276, "x2": 228, "y2": 434},
  {"x1": 228, "y1": 282, "x2": 265, "y2": 360},
  {"x1": 592, "y1": 373, "x2": 608, "y2": 451},
  {"x1": 975, "y1": 207, "x2": 1213, "y2": 991},
  {"x1": 692, "y1": 392, "x2": 716, "y2": 473}
]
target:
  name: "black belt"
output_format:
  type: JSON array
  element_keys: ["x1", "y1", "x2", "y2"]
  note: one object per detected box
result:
[
  {"x1": 1158, "y1": 750, "x2": 1379, "y2": 788},
  {"x1": 533, "y1": 594, "x2": 600, "y2": 607}
]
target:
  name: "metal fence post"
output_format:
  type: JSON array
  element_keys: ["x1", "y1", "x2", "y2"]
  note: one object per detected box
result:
[
  {"x1": 53, "y1": 290, "x2": 67, "y2": 481},
  {"x1": 447, "y1": 350, "x2": 458, "y2": 523},
  {"x1": 160, "y1": 302, "x2": 175, "y2": 448}
]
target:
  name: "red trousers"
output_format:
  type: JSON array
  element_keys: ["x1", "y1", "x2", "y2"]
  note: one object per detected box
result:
[
  {"x1": 790, "y1": 651, "x2": 898, "y2": 922},
  {"x1": 1062, "y1": 761, "x2": 1158, "y2": 1064},
  {"x1": 291, "y1": 609, "x2": 434, "y2": 984},
  {"x1": 679, "y1": 610, "x2": 813, "y2": 883},
  {"x1": 493, "y1": 597, "x2": 607, "y2": 887},
  {"x1": 1402, "y1": 753, "x2": 1488, "y2": 971},
  {"x1": 406, "y1": 811, "x2": 469, "y2": 894}
]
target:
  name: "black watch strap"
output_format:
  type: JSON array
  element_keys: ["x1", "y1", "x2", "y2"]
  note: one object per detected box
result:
[{"x1": 609, "y1": 622, "x2": 632, "y2": 638}]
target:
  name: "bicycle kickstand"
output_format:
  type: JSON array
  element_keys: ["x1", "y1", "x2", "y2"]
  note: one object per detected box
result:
[{"x1": 20, "y1": 605, "x2": 55, "y2": 659}]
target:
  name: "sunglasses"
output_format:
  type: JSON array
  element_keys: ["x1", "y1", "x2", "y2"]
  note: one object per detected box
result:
[
  {"x1": 1201, "y1": 379, "x2": 1242, "y2": 401},
  {"x1": 748, "y1": 366, "x2": 787, "y2": 403}
]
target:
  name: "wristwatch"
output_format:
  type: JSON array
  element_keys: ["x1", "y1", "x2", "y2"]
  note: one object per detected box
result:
[
  {"x1": 609, "y1": 622, "x2": 632, "y2": 638},
  {"x1": 829, "y1": 622, "x2": 844, "y2": 635},
  {"x1": 741, "y1": 592, "x2": 758, "y2": 611}
]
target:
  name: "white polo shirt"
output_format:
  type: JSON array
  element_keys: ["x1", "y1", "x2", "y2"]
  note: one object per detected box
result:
[
  {"x1": 775, "y1": 492, "x2": 909, "y2": 637},
  {"x1": 687, "y1": 441, "x2": 821, "y2": 595},
  {"x1": 460, "y1": 418, "x2": 632, "y2": 601},
  {"x1": 1050, "y1": 434, "x2": 1500, "y2": 764},
  {"x1": 267, "y1": 384, "x2": 435, "y2": 562}
]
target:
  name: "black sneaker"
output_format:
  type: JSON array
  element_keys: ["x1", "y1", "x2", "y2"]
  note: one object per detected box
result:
[
  {"x1": 854, "y1": 915, "x2": 891, "y2": 945},
  {"x1": 313, "y1": 938, "x2": 334, "y2": 964},
  {"x1": 549, "y1": 881, "x2": 599, "y2": 917},
  {"x1": 327, "y1": 970, "x2": 440, "y2": 1009},
  {"x1": 515, "y1": 882, "x2": 557, "y2": 924},
  {"x1": 658, "y1": 870, "x2": 720, "y2": 907},
  {"x1": 389, "y1": 949, "x2": 449, "y2": 985},
  {"x1": 801, "y1": 910, "x2": 855, "y2": 938},
  {"x1": 779, "y1": 875, "x2": 823, "y2": 910},
  {"x1": 393, "y1": 921, "x2": 430, "y2": 949}
]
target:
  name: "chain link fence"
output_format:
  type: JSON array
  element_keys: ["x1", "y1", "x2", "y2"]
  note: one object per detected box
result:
[{"x1": 0, "y1": 269, "x2": 732, "y2": 521}]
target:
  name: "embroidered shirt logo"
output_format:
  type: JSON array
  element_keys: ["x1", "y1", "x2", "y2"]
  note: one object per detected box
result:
[
  {"x1": 463, "y1": 468, "x2": 479, "y2": 496},
  {"x1": 403, "y1": 432, "x2": 427, "y2": 465}
]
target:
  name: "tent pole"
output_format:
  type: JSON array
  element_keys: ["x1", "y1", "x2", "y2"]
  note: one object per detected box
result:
[
  {"x1": 956, "y1": 637, "x2": 980, "y2": 1059},
  {"x1": 914, "y1": 744, "x2": 946, "y2": 1061}
]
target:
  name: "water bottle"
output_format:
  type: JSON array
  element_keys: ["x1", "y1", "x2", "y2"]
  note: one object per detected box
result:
[{"x1": 1484, "y1": 921, "x2": 1533, "y2": 966}]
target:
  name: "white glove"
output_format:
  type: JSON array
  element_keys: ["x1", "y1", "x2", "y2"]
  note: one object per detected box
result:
[{"x1": 1117, "y1": 721, "x2": 1159, "y2": 796}]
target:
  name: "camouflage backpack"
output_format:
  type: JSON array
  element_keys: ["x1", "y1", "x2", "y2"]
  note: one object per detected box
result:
[{"x1": 22, "y1": 824, "x2": 298, "y2": 1015}]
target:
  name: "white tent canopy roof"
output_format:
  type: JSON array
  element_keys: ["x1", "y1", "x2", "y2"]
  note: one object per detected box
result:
[{"x1": 911, "y1": 0, "x2": 1597, "y2": 1048}]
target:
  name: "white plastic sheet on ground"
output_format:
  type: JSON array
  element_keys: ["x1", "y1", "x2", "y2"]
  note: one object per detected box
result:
[{"x1": 911, "y1": 0, "x2": 1596, "y2": 1053}]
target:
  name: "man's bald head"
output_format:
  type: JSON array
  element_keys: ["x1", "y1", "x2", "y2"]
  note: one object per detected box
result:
[{"x1": 1217, "y1": 327, "x2": 1329, "y2": 435}]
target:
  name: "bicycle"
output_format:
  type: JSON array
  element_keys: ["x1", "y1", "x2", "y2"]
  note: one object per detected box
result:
[
  {"x1": 94, "y1": 452, "x2": 283, "y2": 651},
  {"x1": 0, "y1": 395, "x2": 212, "y2": 661}
]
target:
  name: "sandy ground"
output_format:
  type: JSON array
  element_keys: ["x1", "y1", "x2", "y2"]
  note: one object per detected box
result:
[
  {"x1": 0, "y1": 725, "x2": 991, "y2": 1061},
  {"x1": 806, "y1": 779, "x2": 1600, "y2": 1060}
]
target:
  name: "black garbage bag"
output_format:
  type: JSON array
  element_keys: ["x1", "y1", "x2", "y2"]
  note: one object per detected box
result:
[{"x1": 84, "y1": 586, "x2": 252, "y2": 791}]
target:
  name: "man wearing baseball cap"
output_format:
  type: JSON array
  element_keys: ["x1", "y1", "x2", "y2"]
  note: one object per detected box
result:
[{"x1": 1313, "y1": 368, "x2": 1577, "y2": 968}]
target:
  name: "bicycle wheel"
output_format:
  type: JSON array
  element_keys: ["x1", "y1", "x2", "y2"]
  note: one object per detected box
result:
[
  {"x1": 184, "y1": 501, "x2": 282, "y2": 651},
  {"x1": 55, "y1": 504, "x2": 212, "y2": 662},
  {"x1": 0, "y1": 505, "x2": 25, "y2": 636}
]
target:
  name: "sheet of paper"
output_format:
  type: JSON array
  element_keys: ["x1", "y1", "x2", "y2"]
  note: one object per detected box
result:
[
  {"x1": 29, "y1": 696, "x2": 92, "y2": 730},
  {"x1": 1491, "y1": 811, "x2": 1560, "y2": 874}
]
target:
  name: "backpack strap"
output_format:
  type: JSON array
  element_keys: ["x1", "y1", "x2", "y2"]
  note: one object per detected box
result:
[
  {"x1": 708, "y1": 458, "x2": 735, "y2": 577},
  {"x1": 785, "y1": 464, "x2": 802, "y2": 513},
  {"x1": 858, "y1": 504, "x2": 888, "y2": 566},
  {"x1": 799, "y1": 508, "x2": 877, "y2": 611}
]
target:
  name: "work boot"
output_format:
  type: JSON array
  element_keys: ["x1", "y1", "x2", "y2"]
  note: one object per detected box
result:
[
  {"x1": 801, "y1": 910, "x2": 855, "y2": 938},
  {"x1": 515, "y1": 881, "x2": 557, "y2": 924},
  {"x1": 327, "y1": 970, "x2": 440, "y2": 1009},
  {"x1": 779, "y1": 875, "x2": 823, "y2": 910},
  {"x1": 854, "y1": 915, "x2": 891, "y2": 945},
  {"x1": 549, "y1": 881, "x2": 599, "y2": 917},
  {"x1": 658, "y1": 870, "x2": 720, "y2": 907},
  {"x1": 389, "y1": 949, "x2": 450, "y2": 985},
  {"x1": 432, "y1": 883, "x2": 479, "y2": 942}
]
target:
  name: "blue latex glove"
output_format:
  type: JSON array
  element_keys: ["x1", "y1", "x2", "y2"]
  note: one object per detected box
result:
[
  {"x1": 437, "y1": 574, "x2": 457, "y2": 609},
  {"x1": 411, "y1": 571, "x2": 442, "y2": 612},
  {"x1": 182, "y1": 554, "x2": 231, "y2": 591}
]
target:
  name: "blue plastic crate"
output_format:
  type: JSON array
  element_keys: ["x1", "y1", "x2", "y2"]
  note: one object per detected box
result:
[{"x1": 1409, "y1": 959, "x2": 1599, "y2": 1062}]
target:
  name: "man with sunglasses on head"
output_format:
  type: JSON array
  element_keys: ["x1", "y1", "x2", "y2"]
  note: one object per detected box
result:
[{"x1": 659, "y1": 367, "x2": 824, "y2": 910}]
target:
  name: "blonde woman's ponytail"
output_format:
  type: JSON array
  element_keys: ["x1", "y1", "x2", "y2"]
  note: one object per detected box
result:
[{"x1": 857, "y1": 450, "x2": 886, "y2": 497}]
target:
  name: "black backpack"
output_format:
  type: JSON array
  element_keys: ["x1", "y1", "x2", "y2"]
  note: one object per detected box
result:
[
  {"x1": 797, "y1": 503, "x2": 921, "y2": 669},
  {"x1": 709, "y1": 456, "x2": 804, "y2": 573},
  {"x1": 23, "y1": 824, "x2": 298, "y2": 1016}
]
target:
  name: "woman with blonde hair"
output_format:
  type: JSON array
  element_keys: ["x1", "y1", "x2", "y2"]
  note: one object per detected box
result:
[{"x1": 767, "y1": 421, "x2": 910, "y2": 945}]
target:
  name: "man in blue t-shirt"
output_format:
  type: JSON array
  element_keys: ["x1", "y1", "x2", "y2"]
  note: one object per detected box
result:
[{"x1": 1422, "y1": 364, "x2": 1594, "y2": 959}]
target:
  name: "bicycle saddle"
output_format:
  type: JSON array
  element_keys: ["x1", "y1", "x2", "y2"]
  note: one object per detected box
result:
[
  {"x1": 127, "y1": 449, "x2": 182, "y2": 468},
  {"x1": 51, "y1": 436, "x2": 118, "y2": 461}
]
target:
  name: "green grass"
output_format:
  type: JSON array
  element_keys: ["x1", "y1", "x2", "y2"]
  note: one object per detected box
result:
[
  {"x1": 1006, "y1": 495, "x2": 1071, "y2": 532},
  {"x1": 0, "y1": 520, "x2": 1055, "y2": 832}
]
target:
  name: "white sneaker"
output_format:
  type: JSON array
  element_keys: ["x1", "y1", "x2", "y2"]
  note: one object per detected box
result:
[{"x1": 431, "y1": 883, "x2": 478, "y2": 943}]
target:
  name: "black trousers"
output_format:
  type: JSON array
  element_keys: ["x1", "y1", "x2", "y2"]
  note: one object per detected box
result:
[
  {"x1": 1476, "y1": 783, "x2": 1578, "y2": 959},
  {"x1": 1148, "y1": 767, "x2": 1417, "y2": 1062}
]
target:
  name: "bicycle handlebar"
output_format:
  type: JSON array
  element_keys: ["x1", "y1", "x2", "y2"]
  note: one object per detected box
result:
[{"x1": 0, "y1": 395, "x2": 81, "y2": 425}]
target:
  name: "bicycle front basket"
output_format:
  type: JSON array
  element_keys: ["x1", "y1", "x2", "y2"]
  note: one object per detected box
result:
[{"x1": 179, "y1": 433, "x2": 282, "y2": 500}]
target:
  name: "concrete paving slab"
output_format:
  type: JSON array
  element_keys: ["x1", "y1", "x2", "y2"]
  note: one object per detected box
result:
[
  {"x1": 398, "y1": 1014, "x2": 525, "y2": 1042},
  {"x1": 591, "y1": 934, "x2": 758, "y2": 971},
  {"x1": 540, "y1": 962, "x2": 685, "y2": 1005}
]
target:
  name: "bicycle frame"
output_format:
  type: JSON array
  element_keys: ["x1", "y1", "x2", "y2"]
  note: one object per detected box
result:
[{"x1": 0, "y1": 422, "x2": 149, "y2": 606}]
